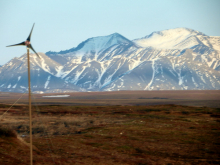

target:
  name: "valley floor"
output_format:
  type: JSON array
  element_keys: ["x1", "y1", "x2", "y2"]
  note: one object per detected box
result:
[{"x1": 0, "y1": 90, "x2": 220, "y2": 108}]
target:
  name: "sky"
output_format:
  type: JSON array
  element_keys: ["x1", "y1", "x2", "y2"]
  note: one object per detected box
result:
[{"x1": 0, "y1": 0, "x2": 220, "y2": 65}]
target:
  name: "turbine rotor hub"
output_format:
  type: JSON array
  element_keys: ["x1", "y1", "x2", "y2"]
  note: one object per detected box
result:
[{"x1": 25, "y1": 40, "x2": 31, "y2": 46}]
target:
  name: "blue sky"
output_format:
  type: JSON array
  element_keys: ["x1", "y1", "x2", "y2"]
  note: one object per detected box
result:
[{"x1": 0, "y1": 0, "x2": 220, "y2": 65}]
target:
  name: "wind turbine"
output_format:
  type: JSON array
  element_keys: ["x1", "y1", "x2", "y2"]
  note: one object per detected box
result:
[{"x1": 7, "y1": 23, "x2": 40, "y2": 165}]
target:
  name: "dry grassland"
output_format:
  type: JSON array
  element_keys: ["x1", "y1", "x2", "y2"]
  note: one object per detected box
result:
[{"x1": 0, "y1": 102, "x2": 220, "y2": 164}]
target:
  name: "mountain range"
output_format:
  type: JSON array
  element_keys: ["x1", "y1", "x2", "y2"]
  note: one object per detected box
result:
[{"x1": 0, "y1": 27, "x2": 220, "y2": 93}]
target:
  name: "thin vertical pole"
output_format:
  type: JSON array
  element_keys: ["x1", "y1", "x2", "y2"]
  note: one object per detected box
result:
[{"x1": 27, "y1": 48, "x2": 33, "y2": 165}]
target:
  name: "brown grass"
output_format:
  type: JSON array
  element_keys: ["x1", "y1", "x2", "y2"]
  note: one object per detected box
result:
[
  {"x1": 0, "y1": 103, "x2": 220, "y2": 164},
  {"x1": 0, "y1": 126, "x2": 17, "y2": 138}
]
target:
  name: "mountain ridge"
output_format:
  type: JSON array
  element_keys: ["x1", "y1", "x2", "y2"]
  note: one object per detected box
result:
[
  {"x1": 46, "y1": 33, "x2": 133, "y2": 56},
  {"x1": 133, "y1": 28, "x2": 212, "y2": 50},
  {"x1": 0, "y1": 27, "x2": 220, "y2": 93}
]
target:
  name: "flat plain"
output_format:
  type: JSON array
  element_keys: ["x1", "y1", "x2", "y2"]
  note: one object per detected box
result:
[
  {"x1": 0, "y1": 90, "x2": 219, "y2": 164},
  {"x1": 1, "y1": 90, "x2": 220, "y2": 107}
]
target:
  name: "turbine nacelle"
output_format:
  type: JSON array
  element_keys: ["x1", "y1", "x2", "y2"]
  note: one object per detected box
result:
[
  {"x1": 25, "y1": 40, "x2": 31, "y2": 46},
  {"x1": 6, "y1": 23, "x2": 41, "y2": 58}
]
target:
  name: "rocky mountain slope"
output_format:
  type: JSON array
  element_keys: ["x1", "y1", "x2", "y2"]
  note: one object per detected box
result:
[{"x1": 0, "y1": 28, "x2": 220, "y2": 93}]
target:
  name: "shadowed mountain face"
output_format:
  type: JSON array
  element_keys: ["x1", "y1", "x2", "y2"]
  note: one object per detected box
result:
[{"x1": 1, "y1": 28, "x2": 220, "y2": 93}]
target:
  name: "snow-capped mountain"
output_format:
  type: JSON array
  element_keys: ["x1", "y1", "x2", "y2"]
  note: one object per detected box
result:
[
  {"x1": 1, "y1": 28, "x2": 220, "y2": 93},
  {"x1": 133, "y1": 28, "x2": 220, "y2": 51},
  {"x1": 0, "y1": 53, "x2": 83, "y2": 93}
]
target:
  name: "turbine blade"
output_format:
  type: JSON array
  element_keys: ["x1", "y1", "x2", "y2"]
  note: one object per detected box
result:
[
  {"x1": 6, "y1": 41, "x2": 25, "y2": 47},
  {"x1": 29, "y1": 44, "x2": 41, "y2": 58},
  {"x1": 27, "y1": 23, "x2": 35, "y2": 41}
]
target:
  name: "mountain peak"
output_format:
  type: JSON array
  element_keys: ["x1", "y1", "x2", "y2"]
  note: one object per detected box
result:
[
  {"x1": 109, "y1": 32, "x2": 127, "y2": 38},
  {"x1": 46, "y1": 33, "x2": 132, "y2": 56},
  {"x1": 110, "y1": 32, "x2": 121, "y2": 36},
  {"x1": 148, "y1": 28, "x2": 205, "y2": 38},
  {"x1": 133, "y1": 27, "x2": 206, "y2": 49}
]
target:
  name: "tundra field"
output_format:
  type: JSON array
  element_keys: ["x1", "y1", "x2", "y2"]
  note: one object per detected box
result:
[{"x1": 0, "y1": 90, "x2": 220, "y2": 164}]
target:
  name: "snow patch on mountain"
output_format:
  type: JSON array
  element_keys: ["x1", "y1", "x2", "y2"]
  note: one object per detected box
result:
[
  {"x1": 55, "y1": 66, "x2": 64, "y2": 77},
  {"x1": 41, "y1": 58, "x2": 51, "y2": 74},
  {"x1": 44, "y1": 76, "x2": 51, "y2": 89},
  {"x1": 144, "y1": 59, "x2": 157, "y2": 90}
]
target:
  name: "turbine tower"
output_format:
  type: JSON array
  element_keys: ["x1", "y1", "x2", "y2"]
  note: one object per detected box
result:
[{"x1": 7, "y1": 23, "x2": 40, "y2": 165}]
